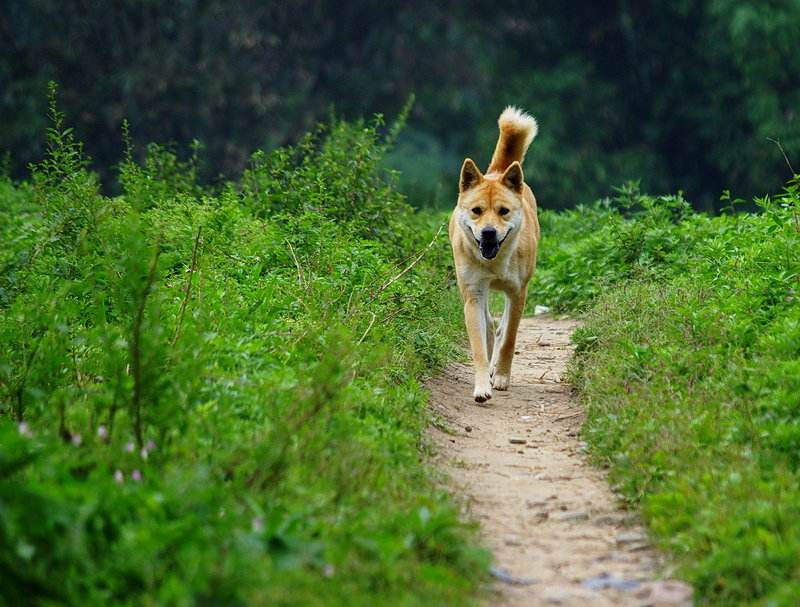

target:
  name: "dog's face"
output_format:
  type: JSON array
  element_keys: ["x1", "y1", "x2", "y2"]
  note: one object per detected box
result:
[{"x1": 457, "y1": 158, "x2": 525, "y2": 260}]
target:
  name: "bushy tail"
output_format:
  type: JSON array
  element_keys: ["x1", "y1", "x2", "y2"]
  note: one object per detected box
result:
[{"x1": 487, "y1": 106, "x2": 538, "y2": 173}]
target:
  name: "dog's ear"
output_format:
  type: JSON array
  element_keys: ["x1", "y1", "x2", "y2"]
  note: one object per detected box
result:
[
  {"x1": 460, "y1": 158, "x2": 483, "y2": 192},
  {"x1": 502, "y1": 162, "x2": 524, "y2": 193}
]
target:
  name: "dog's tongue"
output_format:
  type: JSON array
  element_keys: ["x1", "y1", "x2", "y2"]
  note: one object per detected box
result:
[{"x1": 480, "y1": 241, "x2": 499, "y2": 259}]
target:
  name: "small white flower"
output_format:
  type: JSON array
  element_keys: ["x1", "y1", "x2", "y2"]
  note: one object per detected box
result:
[
  {"x1": 140, "y1": 448, "x2": 149, "y2": 460},
  {"x1": 71, "y1": 433, "x2": 82, "y2": 447},
  {"x1": 114, "y1": 469, "x2": 124, "y2": 483},
  {"x1": 323, "y1": 564, "x2": 335, "y2": 578},
  {"x1": 251, "y1": 516, "x2": 264, "y2": 533},
  {"x1": 18, "y1": 422, "x2": 32, "y2": 437},
  {"x1": 124, "y1": 442, "x2": 135, "y2": 453},
  {"x1": 97, "y1": 425, "x2": 108, "y2": 439}
]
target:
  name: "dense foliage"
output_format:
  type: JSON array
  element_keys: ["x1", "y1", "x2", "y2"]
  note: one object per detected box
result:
[
  {"x1": 531, "y1": 177, "x2": 800, "y2": 604},
  {"x1": 0, "y1": 98, "x2": 487, "y2": 605},
  {"x1": 2, "y1": 1, "x2": 798, "y2": 208}
]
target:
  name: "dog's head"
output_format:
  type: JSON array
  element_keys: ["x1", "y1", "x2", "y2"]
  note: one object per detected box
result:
[{"x1": 456, "y1": 158, "x2": 525, "y2": 260}]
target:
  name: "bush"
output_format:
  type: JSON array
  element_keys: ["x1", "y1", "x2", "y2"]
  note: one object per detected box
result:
[
  {"x1": 0, "y1": 96, "x2": 486, "y2": 605},
  {"x1": 533, "y1": 178, "x2": 800, "y2": 604}
]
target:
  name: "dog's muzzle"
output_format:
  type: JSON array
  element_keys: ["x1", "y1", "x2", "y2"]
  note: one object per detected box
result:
[{"x1": 475, "y1": 227, "x2": 511, "y2": 260}]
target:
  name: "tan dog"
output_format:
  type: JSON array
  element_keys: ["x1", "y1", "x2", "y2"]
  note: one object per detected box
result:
[{"x1": 449, "y1": 107, "x2": 540, "y2": 402}]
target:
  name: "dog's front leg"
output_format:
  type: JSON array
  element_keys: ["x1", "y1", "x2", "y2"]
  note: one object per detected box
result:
[
  {"x1": 491, "y1": 289, "x2": 526, "y2": 390},
  {"x1": 463, "y1": 289, "x2": 492, "y2": 402}
]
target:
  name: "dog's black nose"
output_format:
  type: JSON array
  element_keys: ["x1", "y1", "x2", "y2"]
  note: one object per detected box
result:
[{"x1": 481, "y1": 227, "x2": 497, "y2": 242}]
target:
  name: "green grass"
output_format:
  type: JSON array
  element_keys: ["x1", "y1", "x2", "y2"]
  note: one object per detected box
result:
[
  {"x1": 0, "y1": 92, "x2": 487, "y2": 605},
  {"x1": 6, "y1": 86, "x2": 800, "y2": 606},
  {"x1": 531, "y1": 180, "x2": 800, "y2": 605}
]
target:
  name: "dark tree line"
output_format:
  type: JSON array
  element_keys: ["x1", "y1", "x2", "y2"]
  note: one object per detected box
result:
[{"x1": 2, "y1": 0, "x2": 798, "y2": 209}]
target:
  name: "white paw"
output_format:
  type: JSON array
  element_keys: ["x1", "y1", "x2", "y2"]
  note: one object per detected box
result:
[
  {"x1": 473, "y1": 382, "x2": 493, "y2": 403},
  {"x1": 492, "y1": 373, "x2": 510, "y2": 390}
]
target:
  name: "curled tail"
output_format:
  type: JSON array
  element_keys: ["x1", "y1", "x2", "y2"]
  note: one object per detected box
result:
[{"x1": 487, "y1": 106, "x2": 538, "y2": 173}]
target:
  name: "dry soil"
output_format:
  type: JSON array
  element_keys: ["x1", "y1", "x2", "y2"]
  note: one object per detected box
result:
[{"x1": 428, "y1": 316, "x2": 692, "y2": 606}]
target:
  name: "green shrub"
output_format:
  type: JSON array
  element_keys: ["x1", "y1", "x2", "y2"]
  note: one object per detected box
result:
[
  {"x1": 0, "y1": 95, "x2": 486, "y2": 605},
  {"x1": 534, "y1": 177, "x2": 800, "y2": 604}
]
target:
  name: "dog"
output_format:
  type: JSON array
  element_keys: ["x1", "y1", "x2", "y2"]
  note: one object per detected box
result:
[{"x1": 449, "y1": 106, "x2": 540, "y2": 402}]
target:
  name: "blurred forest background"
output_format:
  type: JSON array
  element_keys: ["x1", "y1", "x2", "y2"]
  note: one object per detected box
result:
[{"x1": 2, "y1": 0, "x2": 798, "y2": 210}]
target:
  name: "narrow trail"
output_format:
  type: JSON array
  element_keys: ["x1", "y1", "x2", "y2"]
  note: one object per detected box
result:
[{"x1": 428, "y1": 316, "x2": 692, "y2": 606}]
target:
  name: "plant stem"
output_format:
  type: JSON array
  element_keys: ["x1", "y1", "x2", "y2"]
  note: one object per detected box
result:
[{"x1": 132, "y1": 241, "x2": 161, "y2": 449}]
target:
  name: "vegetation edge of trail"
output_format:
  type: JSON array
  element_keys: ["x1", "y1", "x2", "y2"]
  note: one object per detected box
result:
[
  {"x1": 529, "y1": 179, "x2": 800, "y2": 605},
  {"x1": 0, "y1": 101, "x2": 489, "y2": 605}
]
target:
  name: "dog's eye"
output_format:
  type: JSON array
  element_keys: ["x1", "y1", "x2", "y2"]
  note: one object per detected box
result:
[
  {"x1": 499, "y1": 207, "x2": 510, "y2": 216},
  {"x1": 471, "y1": 207, "x2": 482, "y2": 215}
]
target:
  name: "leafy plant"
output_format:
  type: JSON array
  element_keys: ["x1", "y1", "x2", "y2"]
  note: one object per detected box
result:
[
  {"x1": 0, "y1": 96, "x2": 486, "y2": 605},
  {"x1": 533, "y1": 176, "x2": 800, "y2": 605}
]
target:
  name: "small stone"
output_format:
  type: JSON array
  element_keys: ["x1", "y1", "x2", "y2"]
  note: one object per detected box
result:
[
  {"x1": 616, "y1": 531, "x2": 647, "y2": 546},
  {"x1": 509, "y1": 437, "x2": 527, "y2": 445},
  {"x1": 464, "y1": 425, "x2": 472, "y2": 432},
  {"x1": 541, "y1": 585, "x2": 569, "y2": 604},
  {"x1": 519, "y1": 415, "x2": 534, "y2": 421},
  {"x1": 595, "y1": 513, "x2": 626, "y2": 526},
  {"x1": 583, "y1": 573, "x2": 640, "y2": 591},
  {"x1": 621, "y1": 513, "x2": 641, "y2": 525},
  {"x1": 636, "y1": 580, "x2": 693, "y2": 605},
  {"x1": 553, "y1": 510, "x2": 589, "y2": 522},
  {"x1": 489, "y1": 566, "x2": 537, "y2": 586}
]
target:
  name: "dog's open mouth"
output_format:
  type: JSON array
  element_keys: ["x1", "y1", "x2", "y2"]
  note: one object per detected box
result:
[{"x1": 475, "y1": 228, "x2": 511, "y2": 260}]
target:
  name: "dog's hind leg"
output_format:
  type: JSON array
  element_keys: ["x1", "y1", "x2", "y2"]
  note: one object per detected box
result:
[
  {"x1": 491, "y1": 289, "x2": 526, "y2": 391},
  {"x1": 484, "y1": 299, "x2": 495, "y2": 364},
  {"x1": 490, "y1": 294, "x2": 510, "y2": 378}
]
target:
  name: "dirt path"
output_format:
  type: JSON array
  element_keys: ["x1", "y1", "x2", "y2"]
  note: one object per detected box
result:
[{"x1": 429, "y1": 316, "x2": 692, "y2": 606}]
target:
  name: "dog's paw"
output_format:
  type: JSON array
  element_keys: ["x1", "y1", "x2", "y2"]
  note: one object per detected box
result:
[
  {"x1": 492, "y1": 373, "x2": 510, "y2": 390},
  {"x1": 473, "y1": 383, "x2": 493, "y2": 403}
]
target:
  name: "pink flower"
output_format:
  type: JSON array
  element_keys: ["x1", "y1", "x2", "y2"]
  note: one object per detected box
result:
[
  {"x1": 124, "y1": 442, "x2": 135, "y2": 453},
  {"x1": 131, "y1": 469, "x2": 142, "y2": 482},
  {"x1": 18, "y1": 422, "x2": 32, "y2": 437},
  {"x1": 114, "y1": 469, "x2": 124, "y2": 483},
  {"x1": 97, "y1": 425, "x2": 108, "y2": 439},
  {"x1": 145, "y1": 439, "x2": 156, "y2": 451}
]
